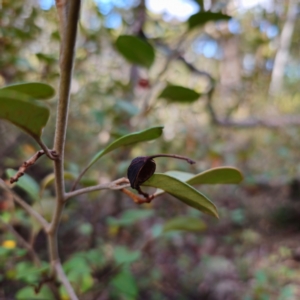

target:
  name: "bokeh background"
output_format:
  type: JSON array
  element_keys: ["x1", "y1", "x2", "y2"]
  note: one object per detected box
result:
[{"x1": 1, "y1": 0, "x2": 300, "y2": 299}]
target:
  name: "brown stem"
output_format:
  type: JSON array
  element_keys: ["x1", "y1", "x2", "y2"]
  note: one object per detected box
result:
[
  {"x1": 55, "y1": 261, "x2": 78, "y2": 300},
  {"x1": 48, "y1": 2, "x2": 81, "y2": 300}
]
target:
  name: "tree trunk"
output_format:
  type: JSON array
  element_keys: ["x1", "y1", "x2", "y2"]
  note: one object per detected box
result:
[{"x1": 269, "y1": 0, "x2": 298, "y2": 95}]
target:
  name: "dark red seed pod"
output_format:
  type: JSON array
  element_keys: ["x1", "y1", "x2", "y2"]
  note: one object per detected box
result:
[{"x1": 127, "y1": 156, "x2": 156, "y2": 189}]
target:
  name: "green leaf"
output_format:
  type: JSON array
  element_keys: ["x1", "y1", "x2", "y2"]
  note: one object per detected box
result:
[
  {"x1": 64, "y1": 255, "x2": 91, "y2": 274},
  {"x1": 187, "y1": 167, "x2": 243, "y2": 185},
  {"x1": 6, "y1": 169, "x2": 39, "y2": 201},
  {"x1": 36, "y1": 53, "x2": 57, "y2": 64},
  {"x1": 114, "y1": 246, "x2": 141, "y2": 264},
  {"x1": 115, "y1": 35, "x2": 155, "y2": 68},
  {"x1": 86, "y1": 126, "x2": 164, "y2": 171},
  {"x1": 188, "y1": 11, "x2": 231, "y2": 30},
  {"x1": 165, "y1": 167, "x2": 243, "y2": 185},
  {"x1": 155, "y1": 168, "x2": 243, "y2": 198},
  {"x1": 111, "y1": 269, "x2": 138, "y2": 298},
  {"x1": 142, "y1": 174, "x2": 219, "y2": 218},
  {"x1": 158, "y1": 85, "x2": 201, "y2": 103},
  {"x1": 164, "y1": 171, "x2": 194, "y2": 182},
  {"x1": 163, "y1": 216, "x2": 207, "y2": 232},
  {"x1": 84, "y1": 249, "x2": 105, "y2": 266},
  {"x1": 80, "y1": 178, "x2": 98, "y2": 187},
  {"x1": 16, "y1": 286, "x2": 54, "y2": 300},
  {"x1": 0, "y1": 90, "x2": 49, "y2": 139},
  {"x1": 15, "y1": 262, "x2": 49, "y2": 285},
  {"x1": 107, "y1": 209, "x2": 154, "y2": 227},
  {"x1": 67, "y1": 270, "x2": 93, "y2": 293},
  {"x1": 0, "y1": 82, "x2": 55, "y2": 100}
]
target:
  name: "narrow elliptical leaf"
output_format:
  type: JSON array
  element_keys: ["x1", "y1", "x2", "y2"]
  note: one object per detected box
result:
[
  {"x1": 158, "y1": 85, "x2": 201, "y2": 103},
  {"x1": 115, "y1": 35, "x2": 155, "y2": 68},
  {"x1": 165, "y1": 167, "x2": 243, "y2": 185},
  {"x1": 154, "y1": 167, "x2": 243, "y2": 197},
  {"x1": 188, "y1": 11, "x2": 231, "y2": 30},
  {"x1": 0, "y1": 82, "x2": 55, "y2": 100},
  {"x1": 142, "y1": 173, "x2": 219, "y2": 218},
  {"x1": 0, "y1": 90, "x2": 50, "y2": 141},
  {"x1": 87, "y1": 126, "x2": 164, "y2": 172}
]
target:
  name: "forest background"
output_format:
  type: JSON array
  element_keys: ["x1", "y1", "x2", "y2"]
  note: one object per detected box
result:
[{"x1": 1, "y1": 0, "x2": 300, "y2": 299}]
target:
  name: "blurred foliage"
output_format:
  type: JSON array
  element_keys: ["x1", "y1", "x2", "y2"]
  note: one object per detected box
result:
[{"x1": 1, "y1": 0, "x2": 300, "y2": 299}]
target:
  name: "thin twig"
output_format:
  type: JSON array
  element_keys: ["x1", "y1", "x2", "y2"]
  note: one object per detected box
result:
[
  {"x1": 65, "y1": 178, "x2": 130, "y2": 201},
  {"x1": 0, "y1": 179, "x2": 49, "y2": 231},
  {"x1": 269, "y1": 0, "x2": 297, "y2": 95},
  {"x1": 148, "y1": 154, "x2": 195, "y2": 164},
  {"x1": 55, "y1": 262, "x2": 79, "y2": 300},
  {"x1": 177, "y1": 54, "x2": 214, "y2": 92},
  {"x1": 10, "y1": 150, "x2": 45, "y2": 183},
  {"x1": 0, "y1": 219, "x2": 41, "y2": 266}
]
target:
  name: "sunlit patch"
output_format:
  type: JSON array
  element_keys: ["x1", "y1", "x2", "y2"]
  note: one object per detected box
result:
[
  {"x1": 2, "y1": 240, "x2": 16, "y2": 249},
  {"x1": 146, "y1": 0, "x2": 198, "y2": 21}
]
